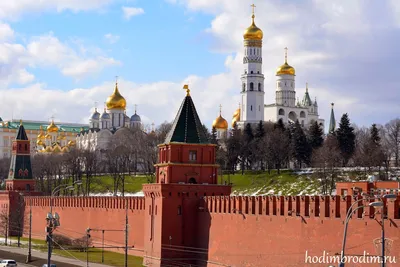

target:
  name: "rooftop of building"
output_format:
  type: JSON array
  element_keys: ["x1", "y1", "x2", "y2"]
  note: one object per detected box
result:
[{"x1": 0, "y1": 119, "x2": 89, "y2": 132}]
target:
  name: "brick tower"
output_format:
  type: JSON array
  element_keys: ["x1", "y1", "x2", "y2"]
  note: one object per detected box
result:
[
  {"x1": 5, "y1": 121, "x2": 35, "y2": 192},
  {"x1": 142, "y1": 85, "x2": 231, "y2": 266}
]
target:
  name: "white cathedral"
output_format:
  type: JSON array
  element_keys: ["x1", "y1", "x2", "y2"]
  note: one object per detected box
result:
[
  {"x1": 213, "y1": 7, "x2": 325, "y2": 137},
  {"x1": 76, "y1": 81, "x2": 143, "y2": 150}
]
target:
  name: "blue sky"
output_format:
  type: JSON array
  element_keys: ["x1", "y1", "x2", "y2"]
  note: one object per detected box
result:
[{"x1": 0, "y1": 0, "x2": 400, "y2": 132}]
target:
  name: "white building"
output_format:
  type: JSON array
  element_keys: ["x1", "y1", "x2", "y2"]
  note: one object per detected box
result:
[
  {"x1": 232, "y1": 8, "x2": 325, "y2": 129},
  {"x1": 76, "y1": 81, "x2": 143, "y2": 151}
]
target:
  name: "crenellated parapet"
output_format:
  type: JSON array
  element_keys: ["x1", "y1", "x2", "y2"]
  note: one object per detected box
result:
[
  {"x1": 201, "y1": 195, "x2": 400, "y2": 221},
  {"x1": 23, "y1": 196, "x2": 146, "y2": 210}
]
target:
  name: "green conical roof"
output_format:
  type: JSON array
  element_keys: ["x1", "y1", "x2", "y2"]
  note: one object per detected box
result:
[{"x1": 164, "y1": 91, "x2": 209, "y2": 144}]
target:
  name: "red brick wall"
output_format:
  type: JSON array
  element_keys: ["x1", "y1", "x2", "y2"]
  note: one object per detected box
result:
[
  {"x1": 198, "y1": 195, "x2": 400, "y2": 267},
  {"x1": 23, "y1": 196, "x2": 146, "y2": 257}
]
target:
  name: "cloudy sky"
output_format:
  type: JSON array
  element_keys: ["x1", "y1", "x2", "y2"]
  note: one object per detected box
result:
[{"x1": 0, "y1": 0, "x2": 399, "y2": 131}]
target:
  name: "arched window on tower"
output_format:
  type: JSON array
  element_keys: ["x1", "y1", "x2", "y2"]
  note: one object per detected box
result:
[
  {"x1": 278, "y1": 109, "x2": 285, "y2": 115},
  {"x1": 251, "y1": 71, "x2": 253, "y2": 74},
  {"x1": 250, "y1": 82, "x2": 254, "y2": 91},
  {"x1": 242, "y1": 83, "x2": 246, "y2": 92},
  {"x1": 258, "y1": 83, "x2": 261, "y2": 91},
  {"x1": 251, "y1": 105, "x2": 253, "y2": 111}
]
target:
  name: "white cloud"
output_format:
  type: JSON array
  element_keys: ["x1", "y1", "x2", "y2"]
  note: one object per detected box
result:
[
  {"x1": 0, "y1": 22, "x2": 14, "y2": 41},
  {"x1": 0, "y1": 32, "x2": 120, "y2": 84},
  {"x1": 122, "y1": 6, "x2": 144, "y2": 20},
  {"x1": 104, "y1": 33, "x2": 120, "y2": 44},
  {"x1": 0, "y1": 0, "x2": 115, "y2": 20}
]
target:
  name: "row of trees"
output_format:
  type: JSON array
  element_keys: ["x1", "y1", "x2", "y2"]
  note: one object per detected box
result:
[{"x1": 211, "y1": 115, "x2": 400, "y2": 193}]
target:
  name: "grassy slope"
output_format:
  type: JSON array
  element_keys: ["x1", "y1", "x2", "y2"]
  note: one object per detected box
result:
[
  {"x1": 86, "y1": 170, "x2": 321, "y2": 196},
  {"x1": 4, "y1": 236, "x2": 143, "y2": 267}
]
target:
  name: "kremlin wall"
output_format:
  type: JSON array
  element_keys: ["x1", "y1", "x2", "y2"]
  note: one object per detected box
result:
[{"x1": 0, "y1": 87, "x2": 398, "y2": 267}]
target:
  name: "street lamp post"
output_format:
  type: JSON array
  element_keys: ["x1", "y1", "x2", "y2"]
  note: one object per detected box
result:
[
  {"x1": 47, "y1": 180, "x2": 82, "y2": 267},
  {"x1": 369, "y1": 194, "x2": 397, "y2": 267}
]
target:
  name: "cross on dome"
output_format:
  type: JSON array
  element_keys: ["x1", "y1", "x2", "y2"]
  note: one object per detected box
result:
[
  {"x1": 284, "y1": 47, "x2": 288, "y2": 63},
  {"x1": 115, "y1": 75, "x2": 119, "y2": 84},
  {"x1": 251, "y1": 3, "x2": 256, "y2": 17},
  {"x1": 134, "y1": 104, "x2": 138, "y2": 114},
  {"x1": 219, "y1": 104, "x2": 222, "y2": 115}
]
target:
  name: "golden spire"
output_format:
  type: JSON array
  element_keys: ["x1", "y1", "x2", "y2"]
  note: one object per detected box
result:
[
  {"x1": 276, "y1": 47, "x2": 295, "y2": 75},
  {"x1": 183, "y1": 84, "x2": 190, "y2": 96},
  {"x1": 251, "y1": 3, "x2": 256, "y2": 22},
  {"x1": 19, "y1": 119, "x2": 22, "y2": 125}
]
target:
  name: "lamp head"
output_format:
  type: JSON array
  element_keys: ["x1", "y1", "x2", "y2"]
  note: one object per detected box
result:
[
  {"x1": 383, "y1": 194, "x2": 397, "y2": 199},
  {"x1": 46, "y1": 213, "x2": 53, "y2": 220},
  {"x1": 369, "y1": 201, "x2": 384, "y2": 207}
]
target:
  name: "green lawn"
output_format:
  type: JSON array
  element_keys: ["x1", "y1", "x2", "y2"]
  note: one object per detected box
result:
[
  {"x1": 77, "y1": 170, "x2": 321, "y2": 196},
  {"x1": 2, "y1": 236, "x2": 143, "y2": 266}
]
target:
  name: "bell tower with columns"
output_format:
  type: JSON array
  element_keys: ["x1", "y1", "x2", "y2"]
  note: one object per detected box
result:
[
  {"x1": 238, "y1": 4, "x2": 265, "y2": 128},
  {"x1": 142, "y1": 85, "x2": 231, "y2": 266}
]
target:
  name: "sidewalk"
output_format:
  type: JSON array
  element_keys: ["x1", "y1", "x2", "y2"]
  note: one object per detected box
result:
[{"x1": 0, "y1": 245, "x2": 112, "y2": 267}]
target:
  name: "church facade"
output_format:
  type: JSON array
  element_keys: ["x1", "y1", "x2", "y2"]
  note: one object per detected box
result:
[
  {"x1": 76, "y1": 81, "x2": 143, "y2": 151},
  {"x1": 229, "y1": 8, "x2": 325, "y2": 130}
]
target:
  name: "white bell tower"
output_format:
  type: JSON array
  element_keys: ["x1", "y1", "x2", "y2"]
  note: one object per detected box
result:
[{"x1": 239, "y1": 4, "x2": 265, "y2": 128}]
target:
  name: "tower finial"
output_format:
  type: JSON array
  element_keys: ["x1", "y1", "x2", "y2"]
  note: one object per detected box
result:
[
  {"x1": 134, "y1": 104, "x2": 137, "y2": 114},
  {"x1": 183, "y1": 84, "x2": 190, "y2": 96},
  {"x1": 331, "y1": 102, "x2": 334, "y2": 108},
  {"x1": 219, "y1": 104, "x2": 222, "y2": 115},
  {"x1": 306, "y1": 82, "x2": 308, "y2": 92},
  {"x1": 115, "y1": 75, "x2": 118, "y2": 84},
  {"x1": 19, "y1": 119, "x2": 22, "y2": 126},
  {"x1": 251, "y1": 4, "x2": 256, "y2": 22},
  {"x1": 284, "y1": 47, "x2": 288, "y2": 63},
  {"x1": 94, "y1": 101, "x2": 98, "y2": 112}
]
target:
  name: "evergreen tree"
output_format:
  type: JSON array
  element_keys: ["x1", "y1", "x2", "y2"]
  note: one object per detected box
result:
[
  {"x1": 308, "y1": 121, "x2": 324, "y2": 150},
  {"x1": 291, "y1": 120, "x2": 312, "y2": 168},
  {"x1": 370, "y1": 123, "x2": 381, "y2": 144},
  {"x1": 226, "y1": 122, "x2": 241, "y2": 173},
  {"x1": 211, "y1": 126, "x2": 218, "y2": 145},
  {"x1": 274, "y1": 118, "x2": 285, "y2": 131},
  {"x1": 336, "y1": 113, "x2": 356, "y2": 166},
  {"x1": 241, "y1": 123, "x2": 254, "y2": 173},
  {"x1": 201, "y1": 124, "x2": 212, "y2": 142},
  {"x1": 255, "y1": 121, "x2": 266, "y2": 139}
]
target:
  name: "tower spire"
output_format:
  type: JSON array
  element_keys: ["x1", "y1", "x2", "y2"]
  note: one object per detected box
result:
[
  {"x1": 329, "y1": 103, "x2": 336, "y2": 134},
  {"x1": 284, "y1": 47, "x2": 288, "y2": 63},
  {"x1": 251, "y1": 3, "x2": 256, "y2": 22},
  {"x1": 183, "y1": 84, "x2": 190, "y2": 96}
]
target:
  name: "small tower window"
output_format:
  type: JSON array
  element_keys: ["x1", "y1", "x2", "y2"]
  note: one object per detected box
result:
[
  {"x1": 250, "y1": 82, "x2": 254, "y2": 91},
  {"x1": 251, "y1": 105, "x2": 253, "y2": 111},
  {"x1": 258, "y1": 83, "x2": 261, "y2": 91},
  {"x1": 189, "y1": 150, "x2": 197, "y2": 161}
]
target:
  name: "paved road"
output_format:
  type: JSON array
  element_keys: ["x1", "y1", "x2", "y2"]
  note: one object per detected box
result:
[{"x1": 0, "y1": 246, "x2": 112, "y2": 267}]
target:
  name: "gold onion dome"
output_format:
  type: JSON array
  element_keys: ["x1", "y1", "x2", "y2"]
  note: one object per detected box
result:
[
  {"x1": 106, "y1": 81, "x2": 126, "y2": 110},
  {"x1": 276, "y1": 48, "x2": 295, "y2": 76},
  {"x1": 61, "y1": 147, "x2": 69, "y2": 153},
  {"x1": 243, "y1": 14, "x2": 263, "y2": 41},
  {"x1": 45, "y1": 133, "x2": 52, "y2": 139},
  {"x1": 212, "y1": 106, "x2": 228, "y2": 130},
  {"x1": 47, "y1": 120, "x2": 59, "y2": 133},
  {"x1": 68, "y1": 140, "x2": 76, "y2": 147},
  {"x1": 37, "y1": 126, "x2": 45, "y2": 140},
  {"x1": 231, "y1": 107, "x2": 241, "y2": 127},
  {"x1": 36, "y1": 139, "x2": 45, "y2": 146},
  {"x1": 45, "y1": 146, "x2": 53, "y2": 153}
]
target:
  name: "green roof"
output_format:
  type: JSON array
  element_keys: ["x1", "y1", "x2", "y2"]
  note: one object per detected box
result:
[
  {"x1": 164, "y1": 93, "x2": 209, "y2": 144},
  {"x1": 0, "y1": 120, "x2": 88, "y2": 133}
]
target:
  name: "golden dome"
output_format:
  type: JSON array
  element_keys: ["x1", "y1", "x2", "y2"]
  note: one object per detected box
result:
[
  {"x1": 57, "y1": 132, "x2": 66, "y2": 140},
  {"x1": 276, "y1": 47, "x2": 295, "y2": 76},
  {"x1": 243, "y1": 15, "x2": 263, "y2": 41},
  {"x1": 45, "y1": 146, "x2": 53, "y2": 153},
  {"x1": 212, "y1": 105, "x2": 228, "y2": 130},
  {"x1": 45, "y1": 133, "x2": 52, "y2": 139},
  {"x1": 61, "y1": 147, "x2": 69, "y2": 153},
  {"x1": 47, "y1": 120, "x2": 59, "y2": 133},
  {"x1": 36, "y1": 139, "x2": 44, "y2": 146},
  {"x1": 106, "y1": 82, "x2": 126, "y2": 110},
  {"x1": 53, "y1": 144, "x2": 61, "y2": 153},
  {"x1": 68, "y1": 140, "x2": 76, "y2": 147},
  {"x1": 37, "y1": 125, "x2": 45, "y2": 140},
  {"x1": 231, "y1": 107, "x2": 241, "y2": 128}
]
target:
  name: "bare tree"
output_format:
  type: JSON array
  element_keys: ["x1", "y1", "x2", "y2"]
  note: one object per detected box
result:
[
  {"x1": 385, "y1": 118, "x2": 400, "y2": 167},
  {"x1": 312, "y1": 135, "x2": 341, "y2": 195}
]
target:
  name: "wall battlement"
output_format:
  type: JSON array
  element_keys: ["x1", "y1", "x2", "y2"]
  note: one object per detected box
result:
[
  {"x1": 24, "y1": 196, "x2": 146, "y2": 210},
  {"x1": 201, "y1": 195, "x2": 400, "y2": 220}
]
